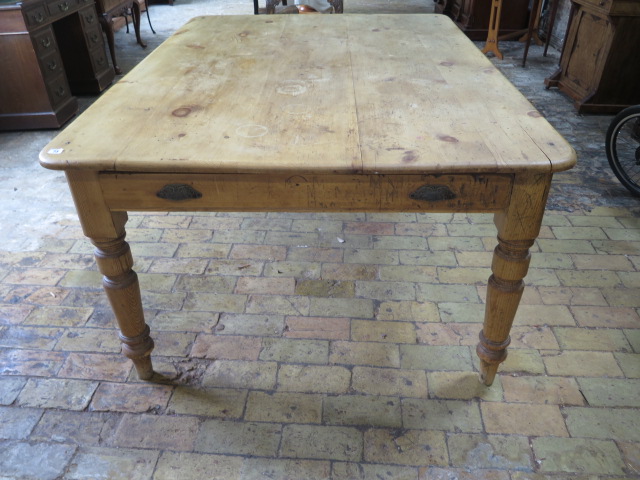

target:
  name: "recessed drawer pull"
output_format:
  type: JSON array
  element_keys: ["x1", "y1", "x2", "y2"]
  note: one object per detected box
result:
[
  {"x1": 41, "y1": 37, "x2": 52, "y2": 48},
  {"x1": 409, "y1": 184, "x2": 457, "y2": 202},
  {"x1": 85, "y1": 14, "x2": 95, "y2": 23},
  {"x1": 156, "y1": 184, "x2": 203, "y2": 201},
  {"x1": 55, "y1": 86, "x2": 66, "y2": 97},
  {"x1": 33, "y1": 12, "x2": 45, "y2": 23},
  {"x1": 90, "y1": 33, "x2": 99, "y2": 43},
  {"x1": 58, "y1": 1, "x2": 70, "y2": 12},
  {"x1": 48, "y1": 60, "x2": 58, "y2": 71}
]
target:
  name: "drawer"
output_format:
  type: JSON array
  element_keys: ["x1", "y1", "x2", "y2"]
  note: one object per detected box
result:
[
  {"x1": 46, "y1": 0, "x2": 78, "y2": 20},
  {"x1": 39, "y1": 50, "x2": 66, "y2": 81},
  {"x1": 574, "y1": 0, "x2": 640, "y2": 15},
  {"x1": 32, "y1": 27, "x2": 57, "y2": 57},
  {"x1": 23, "y1": 5, "x2": 49, "y2": 28},
  {"x1": 99, "y1": 173, "x2": 514, "y2": 213},
  {"x1": 79, "y1": 7, "x2": 99, "y2": 28},
  {"x1": 84, "y1": 25, "x2": 103, "y2": 50},
  {"x1": 89, "y1": 48, "x2": 109, "y2": 72},
  {"x1": 46, "y1": 75, "x2": 72, "y2": 107}
]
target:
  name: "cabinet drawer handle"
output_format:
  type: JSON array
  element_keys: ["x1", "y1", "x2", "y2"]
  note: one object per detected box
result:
[
  {"x1": 157, "y1": 184, "x2": 203, "y2": 201},
  {"x1": 48, "y1": 60, "x2": 58, "y2": 71},
  {"x1": 58, "y1": 1, "x2": 69, "y2": 11},
  {"x1": 41, "y1": 37, "x2": 52, "y2": 48},
  {"x1": 96, "y1": 57, "x2": 105, "y2": 66},
  {"x1": 90, "y1": 33, "x2": 99, "y2": 43},
  {"x1": 55, "y1": 86, "x2": 66, "y2": 97},
  {"x1": 85, "y1": 14, "x2": 95, "y2": 23},
  {"x1": 409, "y1": 185, "x2": 457, "y2": 202},
  {"x1": 33, "y1": 12, "x2": 45, "y2": 23}
]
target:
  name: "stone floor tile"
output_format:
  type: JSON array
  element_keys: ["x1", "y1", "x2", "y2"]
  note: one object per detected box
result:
[
  {"x1": 0, "y1": 325, "x2": 64, "y2": 350},
  {"x1": 196, "y1": 419, "x2": 281, "y2": 456},
  {"x1": 356, "y1": 281, "x2": 416, "y2": 301},
  {"x1": 415, "y1": 323, "x2": 480, "y2": 347},
  {"x1": 66, "y1": 447, "x2": 158, "y2": 480},
  {"x1": 202, "y1": 360, "x2": 277, "y2": 390},
  {"x1": 509, "y1": 473, "x2": 599, "y2": 480},
  {"x1": 532, "y1": 437, "x2": 625, "y2": 475},
  {"x1": 577, "y1": 378, "x2": 640, "y2": 407},
  {"x1": 543, "y1": 350, "x2": 624, "y2": 377},
  {"x1": 554, "y1": 326, "x2": 632, "y2": 351},
  {"x1": 191, "y1": 334, "x2": 262, "y2": 360},
  {"x1": 161, "y1": 228, "x2": 214, "y2": 243},
  {"x1": 230, "y1": 244, "x2": 287, "y2": 261},
  {"x1": 501, "y1": 375, "x2": 584, "y2": 405},
  {"x1": 402, "y1": 399, "x2": 482, "y2": 432},
  {"x1": 321, "y1": 263, "x2": 378, "y2": 281},
  {"x1": 330, "y1": 341, "x2": 401, "y2": 368},
  {"x1": 420, "y1": 467, "x2": 510, "y2": 480},
  {"x1": 0, "y1": 348, "x2": 65, "y2": 376},
  {"x1": 509, "y1": 325, "x2": 560, "y2": 349},
  {"x1": 150, "y1": 311, "x2": 219, "y2": 333},
  {"x1": 284, "y1": 316, "x2": 350, "y2": 340},
  {"x1": 206, "y1": 259, "x2": 264, "y2": 276},
  {"x1": 295, "y1": 279, "x2": 355, "y2": 298},
  {"x1": 310, "y1": 297, "x2": 374, "y2": 318},
  {"x1": 113, "y1": 413, "x2": 199, "y2": 451},
  {"x1": 344, "y1": 248, "x2": 399, "y2": 265},
  {"x1": 23, "y1": 306, "x2": 93, "y2": 327},
  {"x1": 0, "y1": 304, "x2": 35, "y2": 325},
  {"x1": 264, "y1": 261, "x2": 321, "y2": 279},
  {"x1": 31, "y1": 410, "x2": 120, "y2": 445},
  {"x1": 602, "y1": 287, "x2": 640, "y2": 307},
  {"x1": 247, "y1": 294, "x2": 310, "y2": 316},
  {"x1": 487, "y1": 348, "x2": 546, "y2": 375},
  {"x1": 324, "y1": 395, "x2": 402, "y2": 428},
  {"x1": 352, "y1": 320, "x2": 416, "y2": 344},
  {"x1": 437, "y1": 302, "x2": 484, "y2": 323},
  {"x1": 215, "y1": 313, "x2": 284, "y2": 337},
  {"x1": 281, "y1": 424, "x2": 363, "y2": 461},
  {"x1": 617, "y1": 442, "x2": 640, "y2": 477},
  {"x1": 153, "y1": 331, "x2": 195, "y2": 357},
  {"x1": 571, "y1": 253, "x2": 635, "y2": 271},
  {"x1": 334, "y1": 461, "x2": 419, "y2": 480},
  {"x1": 54, "y1": 328, "x2": 121, "y2": 353},
  {"x1": 164, "y1": 452, "x2": 247, "y2": 480},
  {"x1": 238, "y1": 274, "x2": 297, "y2": 294},
  {"x1": 626, "y1": 329, "x2": 640, "y2": 352},
  {"x1": 447, "y1": 433, "x2": 533, "y2": 470},
  {"x1": 513, "y1": 304, "x2": 576, "y2": 326},
  {"x1": 0, "y1": 406, "x2": 42, "y2": 440},
  {"x1": 351, "y1": 366, "x2": 427, "y2": 398},
  {"x1": 537, "y1": 239, "x2": 596, "y2": 254},
  {"x1": 0, "y1": 441, "x2": 76, "y2": 480},
  {"x1": 364, "y1": 428, "x2": 447, "y2": 467},
  {"x1": 166, "y1": 386, "x2": 246, "y2": 418},
  {"x1": 416, "y1": 284, "x2": 480, "y2": 303},
  {"x1": 399, "y1": 250, "x2": 458, "y2": 267},
  {"x1": 427, "y1": 372, "x2": 503, "y2": 401},
  {"x1": 345, "y1": 221, "x2": 395, "y2": 235},
  {"x1": 277, "y1": 364, "x2": 351, "y2": 393},
  {"x1": 242, "y1": 458, "x2": 331, "y2": 480},
  {"x1": 538, "y1": 286, "x2": 608, "y2": 306},
  {"x1": 183, "y1": 292, "x2": 246, "y2": 313},
  {"x1": 0, "y1": 376, "x2": 26, "y2": 404},
  {"x1": 564, "y1": 407, "x2": 640, "y2": 442},
  {"x1": 3, "y1": 268, "x2": 67, "y2": 286},
  {"x1": 572, "y1": 306, "x2": 640, "y2": 328},
  {"x1": 615, "y1": 352, "x2": 640, "y2": 378},
  {"x1": 245, "y1": 391, "x2": 322, "y2": 423},
  {"x1": 400, "y1": 345, "x2": 473, "y2": 371},
  {"x1": 376, "y1": 300, "x2": 440, "y2": 323},
  {"x1": 57, "y1": 352, "x2": 132, "y2": 381},
  {"x1": 481, "y1": 403, "x2": 568, "y2": 436},
  {"x1": 378, "y1": 265, "x2": 437, "y2": 284},
  {"x1": 90, "y1": 382, "x2": 173, "y2": 413},
  {"x1": 259, "y1": 337, "x2": 329, "y2": 364},
  {"x1": 17, "y1": 378, "x2": 98, "y2": 410},
  {"x1": 287, "y1": 247, "x2": 344, "y2": 263}
]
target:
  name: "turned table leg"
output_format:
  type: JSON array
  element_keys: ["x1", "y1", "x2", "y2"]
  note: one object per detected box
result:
[
  {"x1": 91, "y1": 228, "x2": 154, "y2": 380},
  {"x1": 65, "y1": 171, "x2": 154, "y2": 380},
  {"x1": 477, "y1": 173, "x2": 552, "y2": 385}
]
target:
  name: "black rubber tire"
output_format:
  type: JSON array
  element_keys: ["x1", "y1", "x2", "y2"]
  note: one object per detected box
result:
[{"x1": 605, "y1": 105, "x2": 640, "y2": 197}]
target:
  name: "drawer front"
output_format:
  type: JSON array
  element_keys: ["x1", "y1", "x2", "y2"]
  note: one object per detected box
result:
[
  {"x1": 46, "y1": 75, "x2": 72, "y2": 107},
  {"x1": 46, "y1": 0, "x2": 79, "y2": 20},
  {"x1": 32, "y1": 26, "x2": 57, "y2": 57},
  {"x1": 89, "y1": 48, "x2": 109, "y2": 72},
  {"x1": 574, "y1": 0, "x2": 640, "y2": 15},
  {"x1": 100, "y1": 173, "x2": 514, "y2": 213},
  {"x1": 84, "y1": 25, "x2": 103, "y2": 50},
  {"x1": 79, "y1": 7, "x2": 99, "y2": 28},
  {"x1": 39, "y1": 50, "x2": 66, "y2": 81},
  {"x1": 23, "y1": 5, "x2": 49, "y2": 28}
]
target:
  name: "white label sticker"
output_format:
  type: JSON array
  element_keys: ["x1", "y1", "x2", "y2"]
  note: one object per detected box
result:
[{"x1": 47, "y1": 148, "x2": 64, "y2": 154}]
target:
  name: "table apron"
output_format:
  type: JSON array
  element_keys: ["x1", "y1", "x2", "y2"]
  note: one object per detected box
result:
[{"x1": 98, "y1": 172, "x2": 514, "y2": 213}]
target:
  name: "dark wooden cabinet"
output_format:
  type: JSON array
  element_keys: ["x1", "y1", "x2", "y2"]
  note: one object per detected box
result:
[
  {"x1": 433, "y1": 0, "x2": 530, "y2": 40},
  {"x1": 0, "y1": 0, "x2": 114, "y2": 130},
  {"x1": 545, "y1": 0, "x2": 640, "y2": 113}
]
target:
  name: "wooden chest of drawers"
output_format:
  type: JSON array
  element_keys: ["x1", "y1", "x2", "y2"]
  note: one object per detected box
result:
[
  {"x1": 0, "y1": 0, "x2": 115, "y2": 130},
  {"x1": 545, "y1": 0, "x2": 640, "y2": 113}
]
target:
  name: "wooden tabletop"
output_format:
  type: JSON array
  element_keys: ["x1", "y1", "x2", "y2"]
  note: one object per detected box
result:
[{"x1": 40, "y1": 14, "x2": 576, "y2": 175}]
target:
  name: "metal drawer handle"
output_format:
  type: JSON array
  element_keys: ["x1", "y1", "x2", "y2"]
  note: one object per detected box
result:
[
  {"x1": 48, "y1": 60, "x2": 58, "y2": 71},
  {"x1": 41, "y1": 37, "x2": 51, "y2": 48},
  {"x1": 85, "y1": 14, "x2": 95, "y2": 23},
  {"x1": 156, "y1": 184, "x2": 203, "y2": 201},
  {"x1": 58, "y1": 1, "x2": 69, "y2": 11},
  {"x1": 409, "y1": 185, "x2": 457, "y2": 202},
  {"x1": 90, "y1": 33, "x2": 99, "y2": 43},
  {"x1": 96, "y1": 56, "x2": 105, "y2": 65},
  {"x1": 55, "y1": 86, "x2": 66, "y2": 97},
  {"x1": 33, "y1": 12, "x2": 45, "y2": 23}
]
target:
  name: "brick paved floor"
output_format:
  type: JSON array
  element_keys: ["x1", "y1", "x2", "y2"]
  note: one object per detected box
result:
[{"x1": 1, "y1": 0, "x2": 639, "y2": 478}]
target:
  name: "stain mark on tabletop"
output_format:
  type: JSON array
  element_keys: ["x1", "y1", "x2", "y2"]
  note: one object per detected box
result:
[
  {"x1": 437, "y1": 134, "x2": 459, "y2": 143},
  {"x1": 402, "y1": 150, "x2": 418, "y2": 163},
  {"x1": 186, "y1": 44, "x2": 205, "y2": 49},
  {"x1": 528, "y1": 110, "x2": 542, "y2": 118}
]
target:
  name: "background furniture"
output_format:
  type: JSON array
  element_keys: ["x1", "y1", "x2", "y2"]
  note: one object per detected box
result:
[
  {"x1": 265, "y1": 0, "x2": 341, "y2": 14},
  {"x1": 0, "y1": 0, "x2": 114, "y2": 130},
  {"x1": 545, "y1": 0, "x2": 640, "y2": 113},
  {"x1": 95, "y1": 0, "x2": 146, "y2": 74},
  {"x1": 434, "y1": 0, "x2": 530, "y2": 39}
]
